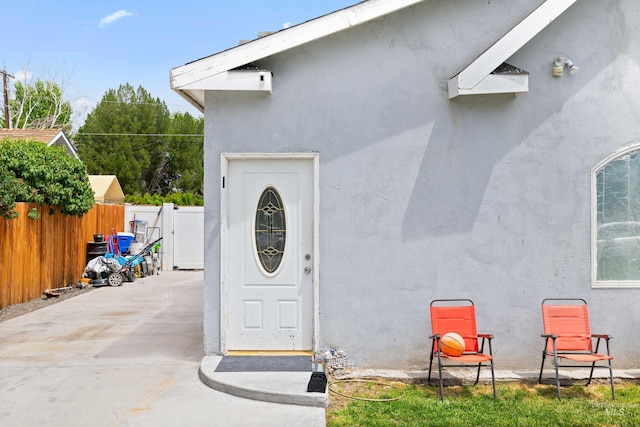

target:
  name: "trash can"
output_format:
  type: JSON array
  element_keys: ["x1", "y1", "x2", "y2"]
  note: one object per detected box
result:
[{"x1": 86, "y1": 241, "x2": 108, "y2": 265}]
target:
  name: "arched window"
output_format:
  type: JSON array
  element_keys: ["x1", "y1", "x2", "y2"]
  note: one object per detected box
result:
[{"x1": 594, "y1": 145, "x2": 640, "y2": 286}]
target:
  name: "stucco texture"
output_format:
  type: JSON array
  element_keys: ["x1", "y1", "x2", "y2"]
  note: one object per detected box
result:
[{"x1": 202, "y1": 0, "x2": 640, "y2": 369}]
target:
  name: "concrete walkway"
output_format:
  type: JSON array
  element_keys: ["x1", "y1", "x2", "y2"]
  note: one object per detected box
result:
[
  {"x1": 0, "y1": 271, "x2": 326, "y2": 427},
  {"x1": 4, "y1": 269, "x2": 638, "y2": 426}
]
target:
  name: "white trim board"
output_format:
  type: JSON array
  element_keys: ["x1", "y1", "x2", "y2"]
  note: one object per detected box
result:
[
  {"x1": 448, "y1": 0, "x2": 579, "y2": 98},
  {"x1": 172, "y1": 0, "x2": 581, "y2": 108},
  {"x1": 171, "y1": 0, "x2": 427, "y2": 111}
]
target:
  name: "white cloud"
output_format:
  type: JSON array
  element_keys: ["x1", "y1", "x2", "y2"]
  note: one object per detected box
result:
[
  {"x1": 72, "y1": 97, "x2": 93, "y2": 111},
  {"x1": 282, "y1": 22, "x2": 292, "y2": 29},
  {"x1": 71, "y1": 97, "x2": 94, "y2": 131},
  {"x1": 12, "y1": 69, "x2": 33, "y2": 83},
  {"x1": 99, "y1": 10, "x2": 135, "y2": 28}
]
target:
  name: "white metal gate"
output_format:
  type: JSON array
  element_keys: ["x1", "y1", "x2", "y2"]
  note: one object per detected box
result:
[
  {"x1": 173, "y1": 206, "x2": 204, "y2": 269},
  {"x1": 124, "y1": 203, "x2": 204, "y2": 270}
]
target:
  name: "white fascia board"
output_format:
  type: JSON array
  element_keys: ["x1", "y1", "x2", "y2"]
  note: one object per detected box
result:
[
  {"x1": 175, "y1": 89, "x2": 204, "y2": 113},
  {"x1": 449, "y1": 73, "x2": 529, "y2": 98},
  {"x1": 47, "y1": 130, "x2": 80, "y2": 160},
  {"x1": 180, "y1": 70, "x2": 273, "y2": 93},
  {"x1": 449, "y1": 0, "x2": 579, "y2": 98},
  {"x1": 170, "y1": 0, "x2": 426, "y2": 91}
]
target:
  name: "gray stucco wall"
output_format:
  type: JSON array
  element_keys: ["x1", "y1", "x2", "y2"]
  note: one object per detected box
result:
[{"x1": 203, "y1": 0, "x2": 640, "y2": 369}]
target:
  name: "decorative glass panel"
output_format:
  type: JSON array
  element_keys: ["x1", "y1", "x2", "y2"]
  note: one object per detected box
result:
[
  {"x1": 255, "y1": 186, "x2": 286, "y2": 274},
  {"x1": 596, "y1": 150, "x2": 640, "y2": 280}
]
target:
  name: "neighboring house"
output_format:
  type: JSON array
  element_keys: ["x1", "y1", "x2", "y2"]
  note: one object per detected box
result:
[
  {"x1": 88, "y1": 175, "x2": 125, "y2": 204},
  {"x1": 0, "y1": 128, "x2": 79, "y2": 159},
  {"x1": 171, "y1": 0, "x2": 640, "y2": 369}
]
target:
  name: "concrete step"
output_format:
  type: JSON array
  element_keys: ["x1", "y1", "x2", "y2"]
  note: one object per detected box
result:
[{"x1": 199, "y1": 356, "x2": 328, "y2": 408}]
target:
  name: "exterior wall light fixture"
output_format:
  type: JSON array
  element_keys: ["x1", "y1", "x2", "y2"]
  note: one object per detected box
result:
[{"x1": 553, "y1": 55, "x2": 579, "y2": 77}]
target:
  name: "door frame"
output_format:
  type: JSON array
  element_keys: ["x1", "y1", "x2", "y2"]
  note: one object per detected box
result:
[{"x1": 220, "y1": 153, "x2": 320, "y2": 354}]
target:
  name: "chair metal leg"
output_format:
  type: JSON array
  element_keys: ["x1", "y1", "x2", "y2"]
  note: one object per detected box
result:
[
  {"x1": 428, "y1": 351, "x2": 434, "y2": 385},
  {"x1": 437, "y1": 352, "x2": 444, "y2": 401},
  {"x1": 475, "y1": 338, "x2": 485, "y2": 385},
  {"x1": 553, "y1": 351, "x2": 562, "y2": 400},
  {"x1": 474, "y1": 362, "x2": 482, "y2": 385},
  {"x1": 538, "y1": 351, "x2": 546, "y2": 384},
  {"x1": 490, "y1": 359, "x2": 496, "y2": 400},
  {"x1": 608, "y1": 360, "x2": 616, "y2": 400},
  {"x1": 586, "y1": 362, "x2": 596, "y2": 386}
]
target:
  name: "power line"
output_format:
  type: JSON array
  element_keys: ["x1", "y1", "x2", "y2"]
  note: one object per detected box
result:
[
  {"x1": 95, "y1": 100, "x2": 202, "y2": 108},
  {"x1": 73, "y1": 132, "x2": 205, "y2": 146},
  {"x1": 75, "y1": 133, "x2": 203, "y2": 137}
]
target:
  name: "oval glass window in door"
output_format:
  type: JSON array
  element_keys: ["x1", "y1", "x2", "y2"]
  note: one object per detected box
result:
[{"x1": 255, "y1": 186, "x2": 286, "y2": 274}]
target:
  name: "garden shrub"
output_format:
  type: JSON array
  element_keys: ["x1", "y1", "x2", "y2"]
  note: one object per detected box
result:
[{"x1": 0, "y1": 138, "x2": 95, "y2": 219}]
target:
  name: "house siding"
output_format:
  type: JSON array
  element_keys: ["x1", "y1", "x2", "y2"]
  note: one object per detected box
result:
[{"x1": 202, "y1": 0, "x2": 640, "y2": 369}]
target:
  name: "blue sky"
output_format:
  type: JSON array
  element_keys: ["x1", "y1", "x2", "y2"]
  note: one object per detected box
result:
[{"x1": 2, "y1": 1, "x2": 357, "y2": 128}]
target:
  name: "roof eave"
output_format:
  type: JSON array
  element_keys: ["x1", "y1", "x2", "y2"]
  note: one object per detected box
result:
[
  {"x1": 46, "y1": 130, "x2": 80, "y2": 160},
  {"x1": 448, "y1": 0, "x2": 579, "y2": 99},
  {"x1": 171, "y1": 0, "x2": 427, "y2": 106},
  {"x1": 449, "y1": 73, "x2": 529, "y2": 98}
]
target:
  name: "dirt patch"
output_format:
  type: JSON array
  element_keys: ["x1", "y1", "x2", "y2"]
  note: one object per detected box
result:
[
  {"x1": 327, "y1": 376, "x2": 409, "y2": 410},
  {"x1": 0, "y1": 285, "x2": 95, "y2": 322}
]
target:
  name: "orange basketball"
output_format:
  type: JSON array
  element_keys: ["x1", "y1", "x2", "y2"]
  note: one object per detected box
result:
[{"x1": 440, "y1": 332, "x2": 465, "y2": 357}]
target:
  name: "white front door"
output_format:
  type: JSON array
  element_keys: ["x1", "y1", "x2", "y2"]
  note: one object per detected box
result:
[{"x1": 225, "y1": 156, "x2": 315, "y2": 350}]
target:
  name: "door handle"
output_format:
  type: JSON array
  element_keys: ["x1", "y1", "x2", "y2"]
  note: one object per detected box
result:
[{"x1": 304, "y1": 267, "x2": 312, "y2": 274}]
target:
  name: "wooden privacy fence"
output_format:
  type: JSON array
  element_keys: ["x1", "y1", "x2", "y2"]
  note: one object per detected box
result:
[{"x1": 0, "y1": 203, "x2": 124, "y2": 309}]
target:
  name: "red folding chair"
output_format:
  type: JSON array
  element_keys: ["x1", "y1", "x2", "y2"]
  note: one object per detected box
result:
[
  {"x1": 538, "y1": 298, "x2": 615, "y2": 400},
  {"x1": 428, "y1": 299, "x2": 496, "y2": 400}
]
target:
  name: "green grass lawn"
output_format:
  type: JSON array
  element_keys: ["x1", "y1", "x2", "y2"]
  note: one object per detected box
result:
[{"x1": 326, "y1": 379, "x2": 640, "y2": 426}]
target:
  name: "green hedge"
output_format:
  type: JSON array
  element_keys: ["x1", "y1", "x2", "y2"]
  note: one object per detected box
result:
[
  {"x1": 0, "y1": 139, "x2": 94, "y2": 219},
  {"x1": 124, "y1": 192, "x2": 203, "y2": 206}
]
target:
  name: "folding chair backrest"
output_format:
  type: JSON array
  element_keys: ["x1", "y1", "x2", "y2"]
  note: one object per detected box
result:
[
  {"x1": 542, "y1": 299, "x2": 592, "y2": 352},
  {"x1": 430, "y1": 302, "x2": 479, "y2": 353}
]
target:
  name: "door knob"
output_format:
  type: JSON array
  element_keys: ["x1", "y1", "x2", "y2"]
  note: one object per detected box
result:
[{"x1": 304, "y1": 267, "x2": 312, "y2": 274}]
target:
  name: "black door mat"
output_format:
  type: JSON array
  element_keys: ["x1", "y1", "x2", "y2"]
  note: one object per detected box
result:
[{"x1": 214, "y1": 356, "x2": 312, "y2": 372}]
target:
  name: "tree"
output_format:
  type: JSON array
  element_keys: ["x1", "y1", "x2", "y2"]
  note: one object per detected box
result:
[
  {"x1": 0, "y1": 139, "x2": 94, "y2": 219},
  {"x1": 76, "y1": 84, "x2": 171, "y2": 194},
  {"x1": 8, "y1": 79, "x2": 72, "y2": 131},
  {"x1": 165, "y1": 112, "x2": 204, "y2": 195}
]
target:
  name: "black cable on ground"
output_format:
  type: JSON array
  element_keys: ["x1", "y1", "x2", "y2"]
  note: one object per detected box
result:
[{"x1": 328, "y1": 378, "x2": 405, "y2": 402}]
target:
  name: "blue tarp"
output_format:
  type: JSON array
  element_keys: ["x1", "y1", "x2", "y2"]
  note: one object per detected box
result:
[{"x1": 104, "y1": 253, "x2": 142, "y2": 267}]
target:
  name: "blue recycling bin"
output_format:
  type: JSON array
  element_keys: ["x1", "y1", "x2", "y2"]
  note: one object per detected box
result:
[{"x1": 117, "y1": 232, "x2": 135, "y2": 253}]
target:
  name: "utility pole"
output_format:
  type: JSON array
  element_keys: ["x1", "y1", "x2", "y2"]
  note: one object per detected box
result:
[{"x1": 1, "y1": 69, "x2": 14, "y2": 129}]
